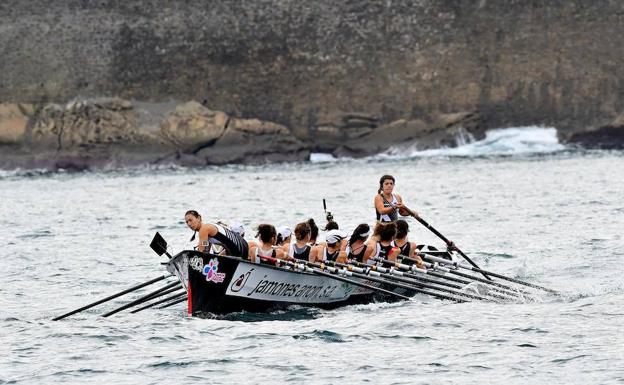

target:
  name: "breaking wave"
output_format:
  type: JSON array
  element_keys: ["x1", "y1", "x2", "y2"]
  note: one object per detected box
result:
[
  {"x1": 383, "y1": 126, "x2": 566, "y2": 158},
  {"x1": 309, "y1": 153, "x2": 341, "y2": 163},
  {"x1": 309, "y1": 126, "x2": 567, "y2": 163}
]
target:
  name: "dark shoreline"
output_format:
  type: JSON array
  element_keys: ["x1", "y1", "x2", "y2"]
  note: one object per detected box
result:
[{"x1": 1, "y1": 98, "x2": 622, "y2": 172}]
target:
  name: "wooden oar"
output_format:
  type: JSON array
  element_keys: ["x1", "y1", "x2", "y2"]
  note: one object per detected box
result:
[
  {"x1": 325, "y1": 260, "x2": 496, "y2": 302},
  {"x1": 373, "y1": 255, "x2": 528, "y2": 298},
  {"x1": 159, "y1": 296, "x2": 188, "y2": 309},
  {"x1": 101, "y1": 281, "x2": 182, "y2": 317},
  {"x1": 309, "y1": 260, "x2": 468, "y2": 303},
  {"x1": 400, "y1": 254, "x2": 532, "y2": 296},
  {"x1": 52, "y1": 274, "x2": 171, "y2": 321},
  {"x1": 413, "y1": 216, "x2": 492, "y2": 280},
  {"x1": 130, "y1": 291, "x2": 187, "y2": 314},
  {"x1": 422, "y1": 254, "x2": 559, "y2": 294},
  {"x1": 365, "y1": 259, "x2": 465, "y2": 290},
  {"x1": 363, "y1": 258, "x2": 518, "y2": 301},
  {"x1": 366, "y1": 258, "x2": 521, "y2": 301}
]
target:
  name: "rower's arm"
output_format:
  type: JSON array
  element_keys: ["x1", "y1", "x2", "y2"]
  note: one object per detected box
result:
[
  {"x1": 248, "y1": 246, "x2": 257, "y2": 262},
  {"x1": 198, "y1": 224, "x2": 218, "y2": 252},
  {"x1": 340, "y1": 238, "x2": 348, "y2": 252},
  {"x1": 409, "y1": 242, "x2": 425, "y2": 269},
  {"x1": 275, "y1": 248, "x2": 286, "y2": 260},
  {"x1": 362, "y1": 240, "x2": 375, "y2": 264},
  {"x1": 388, "y1": 247, "x2": 400, "y2": 262},
  {"x1": 309, "y1": 245, "x2": 322, "y2": 263},
  {"x1": 374, "y1": 195, "x2": 395, "y2": 215},
  {"x1": 336, "y1": 250, "x2": 348, "y2": 264},
  {"x1": 395, "y1": 194, "x2": 419, "y2": 218}
]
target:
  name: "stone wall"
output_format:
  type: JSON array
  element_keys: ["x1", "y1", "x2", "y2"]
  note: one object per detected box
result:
[{"x1": 2, "y1": 0, "x2": 624, "y2": 139}]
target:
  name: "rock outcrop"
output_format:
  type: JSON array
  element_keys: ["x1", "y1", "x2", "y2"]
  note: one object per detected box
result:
[
  {"x1": 330, "y1": 111, "x2": 485, "y2": 158},
  {"x1": 156, "y1": 101, "x2": 308, "y2": 165},
  {"x1": 563, "y1": 114, "x2": 624, "y2": 149},
  {"x1": 159, "y1": 102, "x2": 229, "y2": 151},
  {"x1": 0, "y1": 99, "x2": 310, "y2": 170},
  {"x1": 0, "y1": 103, "x2": 31, "y2": 145},
  {"x1": 0, "y1": 96, "x2": 487, "y2": 169},
  {"x1": 30, "y1": 98, "x2": 148, "y2": 150}
]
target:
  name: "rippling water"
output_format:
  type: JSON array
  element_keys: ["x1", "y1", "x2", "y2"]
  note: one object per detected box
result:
[{"x1": 2, "y1": 129, "x2": 624, "y2": 384}]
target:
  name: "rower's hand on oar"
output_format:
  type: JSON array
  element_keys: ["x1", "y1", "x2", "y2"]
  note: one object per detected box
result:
[{"x1": 396, "y1": 202, "x2": 418, "y2": 218}]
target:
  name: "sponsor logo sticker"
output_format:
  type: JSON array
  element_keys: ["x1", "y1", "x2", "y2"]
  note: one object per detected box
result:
[
  {"x1": 189, "y1": 256, "x2": 204, "y2": 273},
  {"x1": 341, "y1": 281, "x2": 354, "y2": 295},
  {"x1": 229, "y1": 269, "x2": 253, "y2": 292},
  {"x1": 202, "y1": 258, "x2": 226, "y2": 283}
]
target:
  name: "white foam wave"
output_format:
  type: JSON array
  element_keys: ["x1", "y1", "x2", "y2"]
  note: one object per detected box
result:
[
  {"x1": 309, "y1": 152, "x2": 340, "y2": 163},
  {"x1": 384, "y1": 126, "x2": 566, "y2": 158}
]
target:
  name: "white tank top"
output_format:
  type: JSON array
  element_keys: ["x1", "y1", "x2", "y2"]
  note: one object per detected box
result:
[{"x1": 254, "y1": 245, "x2": 276, "y2": 264}]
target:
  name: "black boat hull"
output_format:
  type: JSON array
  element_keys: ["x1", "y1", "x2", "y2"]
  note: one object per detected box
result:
[{"x1": 168, "y1": 250, "x2": 417, "y2": 315}]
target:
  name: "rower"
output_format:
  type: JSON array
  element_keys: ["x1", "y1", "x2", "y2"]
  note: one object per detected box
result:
[
  {"x1": 248, "y1": 224, "x2": 286, "y2": 264},
  {"x1": 287, "y1": 222, "x2": 313, "y2": 261},
  {"x1": 363, "y1": 221, "x2": 400, "y2": 264},
  {"x1": 184, "y1": 210, "x2": 249, "y2": 258},
  {"x1": 314, "y1": 229, "x2": 347, "y2": 263},
  {"x1": 374, "y1": 174, "x2": 419, "y2": 222},
  {"x1": 276, "y1": 226, "x2": 292, "y2": 251},
  {"x1": 394, "y1": 219, "x2": 425, "y2": 269},
  {"x1": 307, "y1": 218, "x2": 320, "y2": 246},
  {"x1": 323, "y1": 220, "x2": 339, "y2": 231},
  {"x1": 345, "y1": 223, "x2": 370, "y2": 263}
]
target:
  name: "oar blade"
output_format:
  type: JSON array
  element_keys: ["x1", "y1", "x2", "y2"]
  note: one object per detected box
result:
[{"x1": 150, "y1": 232, "x2": 168, "y2": 257}]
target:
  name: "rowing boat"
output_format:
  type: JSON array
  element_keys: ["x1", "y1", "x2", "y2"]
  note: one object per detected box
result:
[{"x1": 52, "y1": 226, "x2": 557, "y2": 321}]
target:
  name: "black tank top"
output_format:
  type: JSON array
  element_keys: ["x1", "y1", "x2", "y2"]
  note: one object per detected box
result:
[
  {"x1": 375, "y1": 194, "x2": 398, "y2": 222},
  {"x1": 291, "y1": 244, "x2": 311, "y2": 261},
  {"x1": 376, "y1": 242, "x2": 396, "y2": 260},
  {"x1": 324, "y1": 247, "x2": 340, "y2": 262},
  {"x1": 208, "y1": 224, "x2": 249, "y2": 258},
  {"x1": 398, "y1": 241, "x2": 411, "y2": 257},
  {"x1": 347, "y1": 244, "x2": 367, "y2": 263}
]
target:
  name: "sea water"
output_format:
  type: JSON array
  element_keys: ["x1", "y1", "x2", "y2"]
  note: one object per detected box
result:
[{"x1": 1, "y1": 128, "x2": 623, "y2": 384}]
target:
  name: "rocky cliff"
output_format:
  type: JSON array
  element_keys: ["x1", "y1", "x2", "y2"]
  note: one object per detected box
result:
[{"x1": 1, "y1": 0, "x2": 623, "y2": 169}]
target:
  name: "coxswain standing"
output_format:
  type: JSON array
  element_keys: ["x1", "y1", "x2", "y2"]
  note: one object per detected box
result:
[
  {"x1": 374, "y1": 174, "x2": 458, "y2": 257},
  {"x1": 184, "y1": 210, "x2": 249, "y2": 258},
  {"x1": 374, "y1": 174, "x2": 419, "y2": 222}
]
